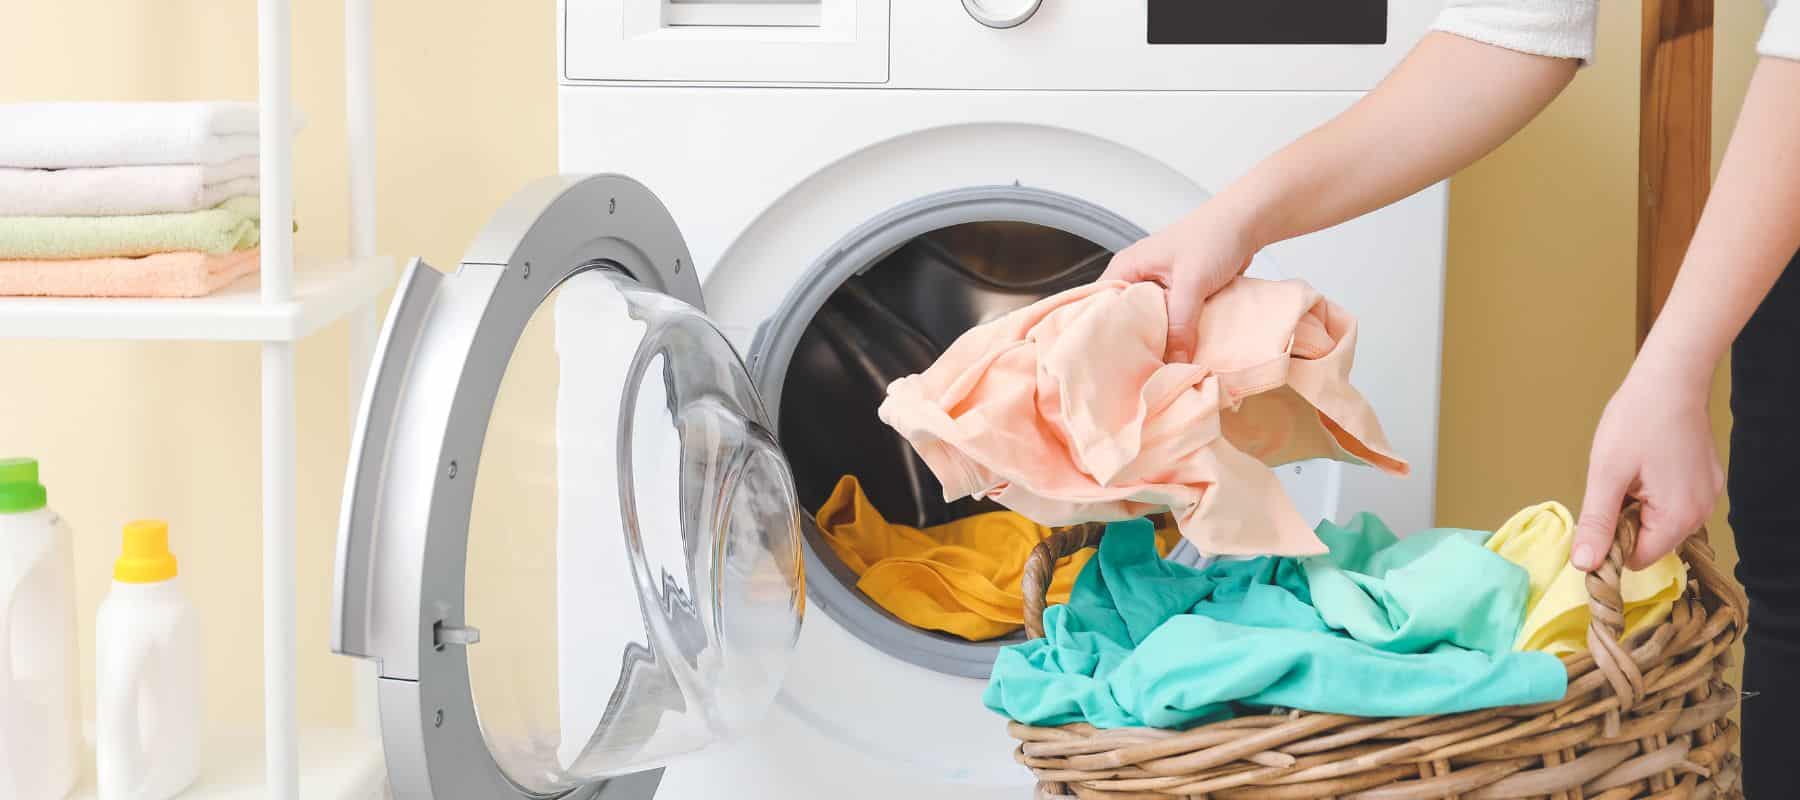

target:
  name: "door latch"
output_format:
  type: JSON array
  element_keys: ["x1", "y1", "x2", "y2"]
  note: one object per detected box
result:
[{"x1": 433, "y1": 620, "x2": 482, "y2": 650}]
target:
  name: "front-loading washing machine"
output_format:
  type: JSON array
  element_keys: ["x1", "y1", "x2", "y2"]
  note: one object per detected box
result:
[{"x1": 333, "y1": 3, "x2": 1452, "y2": 798}]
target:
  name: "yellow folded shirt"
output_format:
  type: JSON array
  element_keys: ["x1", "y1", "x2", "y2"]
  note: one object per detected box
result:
[
  {"x1": 816, "y1": 475, "x2": 1180, "y2": 641},
  {"x1": 1485, "y1": 501, "x2": 1687, "y2": 655}
]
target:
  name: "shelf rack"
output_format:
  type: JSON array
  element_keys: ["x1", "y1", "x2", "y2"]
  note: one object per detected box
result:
[
  {"x1": 0, "y1": 0, "x2": 391, "y2": 796},
  {"x1": 0, "y1": 256, "x2": 390, "y2": 342}
]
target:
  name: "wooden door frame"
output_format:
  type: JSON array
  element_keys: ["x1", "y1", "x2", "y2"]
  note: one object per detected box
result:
[{"x1": 1639, "y1": 0, "x2": 1715, "y2": 343}]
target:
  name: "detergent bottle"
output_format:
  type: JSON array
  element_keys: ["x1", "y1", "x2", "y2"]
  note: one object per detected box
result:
[
  {"x1": 0, "y1": 457, "x2": 81, "y2": 799},
  {"x1": 96, "y1": 519, "x2": 202, "y2": 800}
]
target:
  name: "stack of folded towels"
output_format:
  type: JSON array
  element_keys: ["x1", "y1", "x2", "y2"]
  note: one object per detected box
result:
[{"x1": 0, "y1": 102, "x2": 273, "y2": 298}]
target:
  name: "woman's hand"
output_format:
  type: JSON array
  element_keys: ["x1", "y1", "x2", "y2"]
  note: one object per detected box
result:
[
  {"x1": 1574, "y1": 363, "x2": 1724, "y2": 572},
  {"x1": 1572, "y1": 58, "x2": 1800, "y2": 572},
  {"x1": 1101, "y1": 203, "x2": 1259, "y2": 363},
  {"x1": 1098, "y1": 34, "x2": 1578, "y2": 363}
]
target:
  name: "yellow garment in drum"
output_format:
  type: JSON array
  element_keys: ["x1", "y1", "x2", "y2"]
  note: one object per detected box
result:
[
  {"x1": 1485, "y1": 501, "x2": 1688, "y2": 655},
  {"x1": 816, "y1": 475, "x2": 1180, "y2": 641}
]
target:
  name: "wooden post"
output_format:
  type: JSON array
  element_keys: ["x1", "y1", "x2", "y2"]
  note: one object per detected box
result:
[{"x1": 1638, "y1": 0, "x2": 1714, "y2": 344}]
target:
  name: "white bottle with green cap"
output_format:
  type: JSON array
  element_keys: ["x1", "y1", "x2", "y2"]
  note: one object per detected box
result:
[{"x1": 0, "y1": 457, "x2": 81, "y2": 800}]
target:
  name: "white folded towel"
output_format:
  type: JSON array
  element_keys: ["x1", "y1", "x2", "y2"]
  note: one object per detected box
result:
[
  {"x1": 0, "y1": 158, "x2": 260, "y2": 216},
  {"x1": 0, "y1": 102, "x2": 296, "y2": 168}
]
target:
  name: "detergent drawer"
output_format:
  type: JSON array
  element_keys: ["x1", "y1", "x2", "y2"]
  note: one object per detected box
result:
[{"x1": 562, "y1": 0, "x2": 889, "y2": 84}]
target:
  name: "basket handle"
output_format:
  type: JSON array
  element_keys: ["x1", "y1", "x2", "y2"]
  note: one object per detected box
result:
[
  {"x1": 1021, "y1": 512, "x2": 1175, "y2": 638},
  {"x1": 1022, "y1": 521, "x2": 1111, "y2": 639},
  {"x1": 1584, "y1": 500, "x2": 1660, "y2": 706}
]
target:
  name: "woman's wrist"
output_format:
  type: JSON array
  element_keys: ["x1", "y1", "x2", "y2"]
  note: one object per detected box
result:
[
  {"x1": 1629, "y1": 328, "x2": 1720, "y2": 405},
  {"x1": 1198, "y1": 188, "x2": 1277, "y2": 259}
]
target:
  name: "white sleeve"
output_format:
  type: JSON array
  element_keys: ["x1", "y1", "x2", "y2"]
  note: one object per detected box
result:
[
  {"x1": 1431, "y1": 0, "x2": 1599, "y2": 64},
  {"x1": 1760, "y1": 1, "x2": 1800, "y2": 61}
]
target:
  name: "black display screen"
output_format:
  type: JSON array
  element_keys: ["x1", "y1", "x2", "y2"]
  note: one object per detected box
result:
[{"x1": 1148, "y1": 0, "x2": 1388, "y2": 45}]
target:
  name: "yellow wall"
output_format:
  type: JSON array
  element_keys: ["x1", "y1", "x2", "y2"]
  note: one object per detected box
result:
[
  {"x1": 1436, "y1": 3, "x2": 1638, "y2": 530},
  {"x1": 0, "y1": 1, "x2": 1765, "y2": 732},
  {"x1": 1439, "y1": 1, "x2": 1761, "y2": 577}
]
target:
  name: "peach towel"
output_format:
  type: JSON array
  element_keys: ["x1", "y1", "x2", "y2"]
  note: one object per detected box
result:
[
  {"x1": 0, "y1": 249, "x2": 259, "y2": 298},
  {"x1": 877, "y1": 278, "x2": 1409, "y2": 557}
]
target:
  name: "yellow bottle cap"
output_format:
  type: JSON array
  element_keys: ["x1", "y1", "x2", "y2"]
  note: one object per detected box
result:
[{"x1": 115, "y1": 519, "x2": 179, "y2": 583}]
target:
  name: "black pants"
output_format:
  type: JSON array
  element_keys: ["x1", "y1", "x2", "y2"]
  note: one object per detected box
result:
[{"x1": 1730, "y1": 247, "x2": 1800, "y2": 797}]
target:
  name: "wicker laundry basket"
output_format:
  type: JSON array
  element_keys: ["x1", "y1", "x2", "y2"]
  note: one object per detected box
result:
[{"x1": 1009, "y1": 502, "x2": 1748, "y2": 799}]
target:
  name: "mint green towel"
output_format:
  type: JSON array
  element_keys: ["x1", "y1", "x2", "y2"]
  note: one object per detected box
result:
[
  {"x1": 1302, "y1": 515, "x2": 1535, "y2": 656},
  {"x1": 0, "y1": 196, "x2": 260, "y2": 259},
  {"x1": 983, "y1": 516, "x2": 1567, "y2": 729}
]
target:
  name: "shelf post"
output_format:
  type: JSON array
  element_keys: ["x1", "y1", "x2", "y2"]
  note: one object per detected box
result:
[
  {"x1": 345, "y1": 0, "x2": 377, "y2": 270},
  {"x1": 260, "y1": 0, "x2": 295, "y2": 306},
  {"x1": 344, "y1": 0, "x2": 383, "y2": 735},
  {"x1": 258, "y1": 0, "x2": 300, "y2": 796},
  {"x1": 260, "y1": 341, "x2": 300, "y2": 800}
]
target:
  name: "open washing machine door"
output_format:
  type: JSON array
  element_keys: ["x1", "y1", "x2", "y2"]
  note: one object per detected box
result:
[{"x1": 332, "y1": 175, "x2": 806, "y2": 799}]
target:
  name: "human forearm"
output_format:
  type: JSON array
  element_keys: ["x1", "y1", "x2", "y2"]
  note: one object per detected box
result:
[
  {"x1": 1210, "y1": 32, "x2": 1579, "y2": 250},
  {"x1": 1103, "y1": 30, "x2": 1583, "y2": 361},
  {"x1": 1573, "y1": 57, "x2": 1800, "y2": 570},
  {"x1": 1637, "y1": 57, "x2": 1800, "y2": 389}
]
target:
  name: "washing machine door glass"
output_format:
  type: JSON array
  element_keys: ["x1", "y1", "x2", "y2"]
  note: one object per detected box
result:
[
  {"x1": 470, "y1": 268, "x2": 802, "y2": 791},
  {"x1": 333, "y1": 175, "x2": 804, "y2": 799}
]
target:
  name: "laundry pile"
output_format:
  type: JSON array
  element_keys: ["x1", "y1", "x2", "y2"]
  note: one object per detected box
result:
[
  {"x1": 865, "y1": 274, "x2": 1693, "y2": 723},
  {"x1": 983, "y1": 502, "x2": 1690, "y2": 728},
  {"x1": 0, "y1": 102, "x2": 274, "y2": 298},
  {"x1": 815, "y1": 475, "x2": 1183, "y2": 640}
]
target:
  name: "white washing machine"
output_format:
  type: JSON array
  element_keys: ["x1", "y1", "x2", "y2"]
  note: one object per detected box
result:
[{"x1": 333, "y1": 3, "x2": 1450, "y2": 799}]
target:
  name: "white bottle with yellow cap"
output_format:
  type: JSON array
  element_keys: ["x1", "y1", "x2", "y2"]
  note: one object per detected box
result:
[{"x1": 96, "y1": 519, "x2": 201, "y2": 800}]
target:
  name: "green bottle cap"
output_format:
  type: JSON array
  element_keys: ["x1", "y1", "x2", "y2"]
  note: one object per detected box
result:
[{"x1": 0, "y1": 457, "x2": 48, "y2": 513}]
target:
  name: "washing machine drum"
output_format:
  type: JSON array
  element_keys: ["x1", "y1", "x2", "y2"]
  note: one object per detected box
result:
[{"x1": 332, "y1": 175, "x2": 805, "y2": 798}]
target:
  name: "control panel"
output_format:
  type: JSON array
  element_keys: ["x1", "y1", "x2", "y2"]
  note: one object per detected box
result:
[{"x1": 564, "y1": 0, "x2": 1425, "y2": 90}]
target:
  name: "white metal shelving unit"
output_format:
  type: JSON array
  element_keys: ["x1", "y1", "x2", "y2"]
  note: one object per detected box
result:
[{"x1": 1, "y1": 0, "x2": 390, "y2": 796}]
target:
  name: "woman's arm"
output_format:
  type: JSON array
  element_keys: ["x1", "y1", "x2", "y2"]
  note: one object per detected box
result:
[
  {"x1": 1574, "y1": 56, "x2": 1800, "y2": 570},
  {"x1": 1104, "y1": 32, "x2": 1580, "y2": 361}
]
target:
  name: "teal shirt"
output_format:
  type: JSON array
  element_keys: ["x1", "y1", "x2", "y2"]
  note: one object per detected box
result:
[{"x1": 984, "y1": 515, "x2": 1567, "y2": 729}]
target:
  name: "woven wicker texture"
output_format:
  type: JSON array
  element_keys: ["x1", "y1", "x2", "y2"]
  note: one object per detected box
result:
[{"x1": 1010, "y1": 503, "x2": 1747, "y2": 799}]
